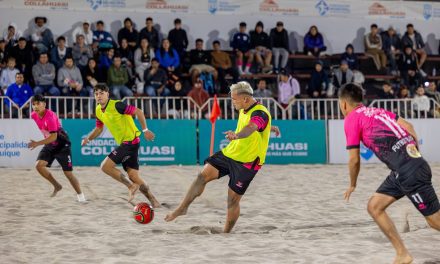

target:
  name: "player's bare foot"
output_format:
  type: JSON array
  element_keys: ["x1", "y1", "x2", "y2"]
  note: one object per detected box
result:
[
  {"x1": 128, "y1": 183, "x2": 139, "y2": 203},
  {"x1": 150, "y1": 199, "x2": 161, "y2": 208},
  {"x1": 164, "y1": 207, "x2": 187, "y2": 222},
  {"x1": 393, "y1": 254, "x2": 413, "y2": 264},
  {"x1": 50, "y1": 184, "x2": 62, "y2": 197}
]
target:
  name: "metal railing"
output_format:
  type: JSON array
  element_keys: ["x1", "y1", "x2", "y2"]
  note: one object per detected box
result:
[
  {"x1": 123, "y1": 96, "x2": 200, "y2": 119},
  {"x1": 369, "y1": 98, "x2": 440, "y2": 119},
  {"x1": 285, "y1": 98, "x2": 343, "y2": 120}
]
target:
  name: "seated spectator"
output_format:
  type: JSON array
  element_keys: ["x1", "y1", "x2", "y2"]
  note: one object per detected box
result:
[
  {"x1": 188, "y1": 78, "x2": 210, "y2": 114},
  {"x1": 10, "y1": 37, "x2": 34, "y2": 81},
  {"x1": 31, "y1": 16, "x2": 54, "y2": 53},
  {"x1": 250, "y1": 21, "x2": 272, "y2": 73},
  {"x1": 155, "y1": 38, "x2": 180, "y2": 80},
  {"x1": 254, "y1": 79, "x2": 272, "y2": 98},
  {"x1": 189, "y1": 39, "x2": 217, "y2": 85},
  {"x1": 139, "y1": 17, "x2": 160, "y2": 50},
  {"x1": 401, "y1": 24, "x2": 427, "y2": 76},
  {"x1": 308, "y1": 60, "x2": 328, "y2": 99},
  {"x1": 0, "y1": 57, "x2": 19, "y2": 94},
  {"x1": 397, "y1": 84, "x2": 411, "y2": 117},
  {"x1": 107, "y1": 55, "x2": 133, "y2": 99},
  {"x1": 277, "y1": 69, "x2": 300, "y2": 107},
  {"x1": 119, "y1": 38, "x2": 134, "y2": 67},
  {"x1": 5, "y1": 72, "x2": 33, "y2": 117},
  {"x1": 32, "y1": 52, "x2": 60, "y2": 96},
  {"x1": 0, "y1": 39, "x2": 6, "y2": 71},
  {"x1": 380, "y1": 26, "x2": 401, "y2": 75},
  {"x1": 98, "y1": 48, "x2": 114, "y2": 73},
  {"x1": 230, "y1": 22, "x2": 253, "y2": 75},
  {"x1": 364, "y1": 24, "x2": 387, "y2": 72},
  {"x1": 270, "y1": 21, "x2": 289, "y2": 74},
  {"x1": 93, "y1": 20, "x2": 117, "y2": 50},
  {"x1": 117, "y1": 18, "x2": 139, "y2": 52},
  {"x1": 72, "y1": 20, "x2": 93, "y2": 45},
  {"x1": 3, "y1": 23, "x2": 22, "y2": 50},
  {"x1": 341, "y1": 44, "x2": 358, "y2": 70},
  {"x1": 399, "y1": 45, "x2": 422, "y2": 93},
  {"x1": 144, "y1": 58, "x2": 169, "y2": 97},
  {"x1": 72, "y1": 34, "x2": 93, "y2": 71},
  {"x1": 134, "y1": 38, "x2": 154, "y2": 83},
  {"x1": 83, "y1": 58, "x2": 105, "y2": 96},
  {"x1": 168, "y1": 81, "x2": 189, "y2": 119},
  {"x1": 398, "y1": 84, "x2": 411, "y2": 99},
  {"x1": 331, "y1": 60, "x2": 354, "y2": 97},
  {"x1": 57, "y1": 56, "x2": 85, "y2": 96},
  {"x1": 211, "y1": 40, "x2": 239, "y2": 94},
  {"x1": 412, "y1": 85, "x2": 430, "y2": 115},
  {"x1": 50, "y1": 36, "x2": 72, "y2": 70},
  {"x1": 168, "y1": 18, "x2": 188, "y2": 59},
  {"x1": 425, "y1": 82, "x2": 440, "y2": 118},
  {"x1": 303, "y1": 25, "x2": 327, "y2": 57},
  {"x1": 378, "y1": 82, "x2": 395, "y2": 99}
]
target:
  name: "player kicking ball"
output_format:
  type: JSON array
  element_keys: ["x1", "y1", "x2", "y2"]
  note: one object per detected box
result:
[
  {"x1": 339, "y1": 83, "x2": 440, "y2": 264},
  {"x1": 81, "y1": 83, "x2": 160, "y2": 207},
  {"x1": 28, "y1": 95, "x2": 86, "y2": 202}
]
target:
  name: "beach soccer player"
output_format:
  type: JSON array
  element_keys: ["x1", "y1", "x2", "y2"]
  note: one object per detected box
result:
[
  {"x1": 81, "y1": 83, "x2": 160, "y2": 207},
  {"x1": 28, "y1": 95, "x2": 86, "y2": 202},
  {"x1": 165, "y1": 81, "x2": 280, "y2": 233},
  {"x1": 339, "y1": 83, "x2": 440, "y2": 264}
]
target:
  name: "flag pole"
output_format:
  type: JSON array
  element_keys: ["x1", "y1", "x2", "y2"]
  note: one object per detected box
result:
[{"x1": 210, "y1": 121, "x2": 215, "y2": 156}]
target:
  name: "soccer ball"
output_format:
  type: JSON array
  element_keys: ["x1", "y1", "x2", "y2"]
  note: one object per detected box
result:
[{"x1": 133, "y1": 202, "x2": 154, "y2": 224}]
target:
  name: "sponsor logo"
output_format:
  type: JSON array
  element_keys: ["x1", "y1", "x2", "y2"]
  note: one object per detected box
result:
[
  {"x1": 259, "y1": 0, "x2": 299, "y2": 15},
  {"x1": 236, "y1": 181, "x2": 243, "y2": 188},
  {"x1": 368, "y1": 2, "x2": 405, "y2": 18},
  {"x1": 86, "y1": 0, "x2": 126, "y2": 11},
  {"x1": 424, "y1": 4, "x2": 433, "y2": 20},
  {"x1": 360, "y1": 144, "x2": 374, "y2": 160},
  {"x1": 24, "y1": 0, "x2": 68, "y2": 9},
  {"x1": 315, "y1": 0, "x2": 329, "y2": 16},
  {"x1": 207, "y1": 0, "x2": 240, "y2": 15},
  {"x1": 406, "y1": 144, "x2": 422, "y2": 158},
  {"x1": 145, "y1": 0, "x2": 189, "y2": 12},
  {"x1": 315, "y1": 0, "x2": 350, "y2": 17}
]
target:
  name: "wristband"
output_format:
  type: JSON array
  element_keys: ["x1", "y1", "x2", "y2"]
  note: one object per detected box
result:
[{"x1": 142, "y1": 128, "x2": 149, "y2": 132}]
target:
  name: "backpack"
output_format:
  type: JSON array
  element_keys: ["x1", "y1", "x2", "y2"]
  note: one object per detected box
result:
[{"x1": 199, "y1": 72, "x2": 214, "y2": 94}]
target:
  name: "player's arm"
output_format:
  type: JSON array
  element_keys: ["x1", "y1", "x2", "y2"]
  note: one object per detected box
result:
[
  {"x1": 116, "y1": 101, "x2": 155, "y2": 141},
  {"x1": 224, "y1": 110, "x2": 269, "y2": 140},
  {"x1": 397, "y1": 117, "x2": 419, "y2": 148},
  {"x1": 81, "y1": 119, "x2": 104, "y2": 146},
  {"x1": 28, "y1": 132, "x2": 57, "y2": 150},
  {"x1": 345, "y1": 148, "x2": 361, "y2": 202}
]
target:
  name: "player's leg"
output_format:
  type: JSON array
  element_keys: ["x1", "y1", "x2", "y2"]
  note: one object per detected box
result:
[
  {"x1": 126, "y1": 167, "x2": 161, "y2": 208},
  {"x1": 55, "y1": 146, "x2": 83, "y2": 197},
  {"x1": 35, "y1": 160, "x2": 63, "y2": 197},
  {"x1": 224, "y1": 187, "x2": 242, "y2": 233},
  {"x1": 426, "y1": 211, "x2": 440, "y2": 231}
]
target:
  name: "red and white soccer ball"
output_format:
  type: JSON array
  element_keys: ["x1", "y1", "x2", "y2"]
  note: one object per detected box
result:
[{"x1": 133, "y1": 202, "x2": 154, "y2": 224}]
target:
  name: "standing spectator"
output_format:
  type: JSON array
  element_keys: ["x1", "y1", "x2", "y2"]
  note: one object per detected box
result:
[
  {"x1": 332, "y1": 60, "x2": 354, "y2": 97},
  {"x1": 168, "y1": 18, "x2": 188, "y2": 60},
  {"x1": 412, "y1": 85, "x2": 430, "y2": 115},
  {"x1": 399, "y1": 45, "x2": 422, "y2": 93},
  {"x1": 425, "y1": 82, "x2": 440, "y2": 117},
  {"x1": 341, "y1": 44, "x2": 358, "y2": 70},
  {"x1": 308, "y1": 60, "x2": 328, "y2": 98},
  {"x1": 0, "y1": 57, "x2": 19, "y2": 94},
  {"x1": 254, "y1": 79, "x2": 272, "y2": 98},
  {"x1": 211, "y1": 40, "x2": 239, "y2": 94},
  {"x1": 134, "y1": 38, "x2": 154, "y2": 83},
  {"x1": 10, "y1": 37, "x2": 34, "y2": 81},
  {"x1": 270, "y1": 21, "x2": 289, "y2": 74},
  {"x1": 277, "y1": 69, "x2": 300, "y2": 107},
  {"x1": 93, "y1": 20, "x2": 117, "y2": 50},
  {"x1": 3, "y1": 23, "x2": 22, "y2": 50},
  {"x1": 72, "y1": 34, "x2": 93, "y2": 71},
  {"x1": 303, "y1": 25, "x2": 327, "y2": 57},
  {"x1": 50, "y1": 36, "x2": 72, "y2": 70},
  {"x1": 189, "y1": 39, "x2": 217, "y2": 85},
  {"x1": 401, "y1": 24, "x2": 427, "y2": 76},
  {"x1": 381, "y1": 26, "x2": 401, "y2": 75},
  {"x1": 117, "y1": 18, "x2": 139, "y2": 52},
  {"x1": 57, "y1": 56, "x2": 84, "y2": 96},
  {"x1": 72, "y1": 20, "x2": 93, "y2": 45},
  {"x1": 230, "y1": 22, "x2": 253, "y2": 75},
  {"x1": 364, "y1": 24, "x2": 387, "y2": 72},
  {"x1": 5, "y1": 72, "x2": 33, "y2": 117},
  {"x1": 32, "y1": 52, "x2": 60, "y2": 96},
  {"x1": 155, "y1": 38, "x2": 180, "y2": 78},
  {"x1": 139, "y1": 17, "x2": 160, "y2": 50},
  {"x1": 107, "y1": 55, "x2": 133, "y2": 99},
  {"x1": 31, "y1": 16, "x2": 54, "y2": 53},
  {"x1": 144, "y1": 58, "x2": 169, "y2": 97},
  {"x1": 378, "y1": 82, "x2": 395, "y2": 99},
  {"x1": 250, "y1": 21, "x2": 272, "y2": 74}
]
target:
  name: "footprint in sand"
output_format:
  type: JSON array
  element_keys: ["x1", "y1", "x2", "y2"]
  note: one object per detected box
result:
[{"x1": 190, "y1": 226, "x2": 222, "y2": 235}]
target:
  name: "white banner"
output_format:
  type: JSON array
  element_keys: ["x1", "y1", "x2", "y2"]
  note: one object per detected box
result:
[{"x1": 329, "y1": 119, "x2": 440, "y2": 164}]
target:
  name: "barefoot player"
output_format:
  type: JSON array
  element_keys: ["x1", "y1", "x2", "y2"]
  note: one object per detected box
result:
[
  {"x1": 165, "y1": 81, "x2": 280, "y2": 233},
  {"x1": 29, "y1": 95, "x2": 86, "y2": 202},
  {"x1": 81, "y1": 83, "x2": 160, "y2": 207},
  {"x1": 339, "y1": 83, "x2": 440, "y2": 264}
]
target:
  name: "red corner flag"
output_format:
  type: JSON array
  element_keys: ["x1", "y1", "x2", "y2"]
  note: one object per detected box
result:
[{"x1": 209, "y1": 95, "x2": 221, "y2": 155}]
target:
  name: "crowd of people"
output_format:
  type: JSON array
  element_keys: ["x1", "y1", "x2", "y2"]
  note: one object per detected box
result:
[{"x1": 0, "y1": 16, "x2": 439, "y2": 117}]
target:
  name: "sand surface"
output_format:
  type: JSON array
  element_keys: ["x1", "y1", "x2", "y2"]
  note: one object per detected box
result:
[{"x1": 1, "y1": 164, "x2": 439, "y2": 264}]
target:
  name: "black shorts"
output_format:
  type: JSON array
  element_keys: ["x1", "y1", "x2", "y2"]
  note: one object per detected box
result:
[
  {"x1": 204, "y1": 151, "x2": 259, "y2": 195},
  {"x1": 37, "y1": 144, "x2": 73, "y2": 171},
  {"x1": 108, "y1": 143, "x2": 139, "y2": 171},
  {"x1": 377, "y1": 162, "x2": 440, "y2": 216}
]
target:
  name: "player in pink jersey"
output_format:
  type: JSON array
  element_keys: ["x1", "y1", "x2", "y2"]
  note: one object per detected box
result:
[
  {"x1": 28, "y1": 95, "x2": 86, "y2": 202},
  {"x1": 339, "y1": 83, "x2": 439, "y2": 264}
]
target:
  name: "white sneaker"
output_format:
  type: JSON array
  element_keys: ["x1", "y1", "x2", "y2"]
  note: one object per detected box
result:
[{"x1": 77, "y1": 193, "x2": 87, "y2": 203}]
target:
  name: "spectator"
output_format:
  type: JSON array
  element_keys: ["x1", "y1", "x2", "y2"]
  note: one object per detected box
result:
[
  {"x1": 155, "y1": 38, "x2": 180, "y2": 76},
  {"x1": 189, "y1": 39, "x2": 217, "y2": 85},
  {"x1": 83, "y1": 58, "x2": 105, "y2": 95},
  {"x1": 254, "y1": 79, "x2": 272, "y2": 98},
  {"x1": 32, "y1": 52, "x2": 60, "y2": 96},
  {"x1": 401, "y1": 24, "x2": 427, "y2": 76},
  {"x1": 341, "y1": 44, "x2": 358, "y2": 70},
  {"x1": 270, "y1": 21, "x2": 289, "y2": 74},
  {"x1": 230, "y1": 22, "x2": 253, "y2": 75},
  {"x1": 134, "y1": 38, "x2": 154, "y2": 83},
  {"x1": 398, "y1": 84, "x2": 411, "y2": 99},
  {"x1": 5, "y1": 72, "x2": 33, "y2": 117},
  {"x1": 107, "y1": 55, "x2": 133, "y2": 99},
  {"x1": 188, "y1": 78, "x2": 210, "y2": 113},
  {"x1": 168, "y1": 81, "x2": 189, "y2": 118},
  {"x1": 118, "y1": 38, "x2": 135, "y2": 83},
  {"x1": 0, "y1": 39, "x2": 6, "y2": 71},
  {"x1": 425, "y1": 82, "x2": 440, "y2": 117},
  {"x1": 399, "y1": 45, "x2": 422, "y2": 93},
  {"x1": 364, "y1": 24, "x2": 387, "y2": 72},
  {"x1": 31, "y1": 16, "x2": 54, "y2": 53},
  {"x1": 9, "y1": 37, "x2": 34, "y2": 81},
  {"x1": 50, "y1": 36, "x2": 72, "y2": 70},
  {"x1": 57, "y1": 56, "x2": 84, "y2": 96},
  {"x1": 144, "y1": 58, "x2": 169, "y2": 97},
  {"x1": 98, "y1": 48, "x2": 114, "y2": 73},
  {"x1": 72, "y1": 20, "x2": 93, "y2": 45},
  {"x1": 72, "y1": 34, "x2": 93, "y2": 71},
  {"x1": 303, "y1": 25, "x2": 327, "y2": 57},
  {"x1": 0, "y1": 57, "x2": 19, "y2": 93},
  {"x1": 397, "y1": 84, "x2": 411, "y2": 117},
  {"x1": 93, "y1": 20, "x2": 117, "y2": 50},
  {"x1": 117, "y1": 17, "x2": 139, "y2": 52},
  {"x1": 381, "y1": 26, "x2": 401, "y2": 75},
  {"x1": 211, "y1": 40, "x2": 239, "y2": 94},
  {"x1": 332, "y1": 60, "x2": 354, "y2": 97},
  {"x1": 139, "y1": 17, "x2": 160, "y2": 50},
  {"x1": 308, "y1": 60, "x2": 328, "y2": 98},
  {"x1": 249, "y1": 21, "x2": 272, "y2": 74},
  {"x1": 3, "y1": 23, "x2": 22, "y2": 50},
  {"x1": 277, "y1": 69, "x2": 300, "y2": 107},
  {"x1": 378, "y1": 82, "x2": 395, "y2": 99},
  {"x1": 412, "y1": 85, "x2": 430, "y2": 115},
  {"x1": 168, "y1": 18, "x2": 188, "y2": 59}
]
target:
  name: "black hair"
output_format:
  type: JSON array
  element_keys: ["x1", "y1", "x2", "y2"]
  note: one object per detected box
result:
[
  {"x1": 407, "y1": 23, "x2": 414, "y2": 28},
  {"x1": 57, "y1": 36, "x2": 66, "y2": 42},
  {"x1": 94, "y1": 83, "x2": 109, "y2": 92},
  {"x1": 159, "y1": 38, "x2": 174, "y2": 58},
  {"x1": 31, "y1": 94, "x2": 46, "y2": 103},
  {"x1": 239, "y1": 22, "x2": 246, "y2": 27},
  {"x1": 174, "y1": 18, "x2": 181, "y2": 24},
  {"x1": 338, "y1": 83, "x2": 364, "y2": 104},
  {"x1": 124, "y1": 18, "x2": 132, "y2": 24},
  {"x1": 18, "y1": 37, "x2": 26, "y2": 42},
  {"x1": 371, "y1": 24, "x2": 378, "y2": 29},
  {"x1": 97, "y1": 20, "x2": 104, "y2": 25},
  {"x1": 195, "y1": 38, "x2": 203, "y2": 43},
  {"x1": 146, "y1": 17, "x2": 153, "y2": 22},
  {"x1": 15, "y1": 72, "x2": 24, "y2": 76},
  {"x1": 151, "y1": 58, "x2": 159, "y2": 63},
  {"x1": 65, "y1": 55, "x2": 74, "y2": 61},
  {"x1": 212, "y1": 40, "x2": 220, "y2": 45}
]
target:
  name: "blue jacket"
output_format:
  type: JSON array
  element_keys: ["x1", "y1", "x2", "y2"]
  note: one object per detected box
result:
[
  {"x1": 304, "y1": 33, "x2": 325, "y2": 50},
  {"x1": 93, "y1": 30, "x2": 117, "y2": 49},
  {"x1": 5, "y1": 83, "x2": 34, "y2": 107},
  {"x1": 230, "y1": 32, "x2": 251, "y2": 52},
  {"x1": 155, "y1": 48, "x2": 180, "y2": 69}
]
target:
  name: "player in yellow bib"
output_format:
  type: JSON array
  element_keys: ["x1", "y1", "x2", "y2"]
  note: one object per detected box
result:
[
  {"x1": 165, "y1": 81, "x2": 280, "y2": 233},
  {"x1": 81, "y1": 84, "x2": 160, "y2": 207}
]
